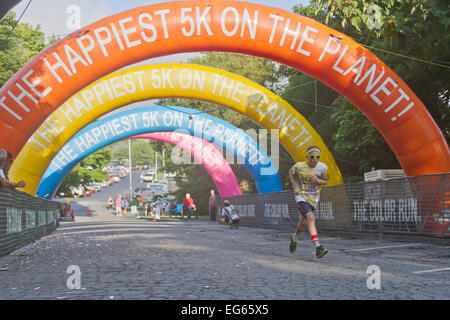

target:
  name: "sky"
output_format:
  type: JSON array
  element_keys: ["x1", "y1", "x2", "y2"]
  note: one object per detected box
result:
[
  {"x1": 12, "y1": 0, "x2": 310, "y2": 39},
  {"x1": 10, "y1": 0, "x2": 310, "y2": 113},
  {"x1": 11, "y1": 0, "x2": 310, "y2": 74}
]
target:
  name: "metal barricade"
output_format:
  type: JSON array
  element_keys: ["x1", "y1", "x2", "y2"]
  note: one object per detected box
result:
[
  {"x1": 221, "y1": 173, "x2": 449, "y2": 238},
  {"x1": 0, "y1": 187, "x2": 60, "y2": 257}
]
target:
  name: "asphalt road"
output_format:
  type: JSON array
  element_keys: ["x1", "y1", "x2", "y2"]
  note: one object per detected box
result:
[{"x1": 70, "y1": 169, "x2": 155, "y2": 218}]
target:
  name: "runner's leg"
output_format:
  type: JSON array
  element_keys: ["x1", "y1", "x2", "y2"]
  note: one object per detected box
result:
[{"x1": 305, "y1": 211, "x2": 328, "y2": 258}]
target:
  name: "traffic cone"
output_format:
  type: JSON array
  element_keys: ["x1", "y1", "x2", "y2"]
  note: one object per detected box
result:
[{"x1": 88, "y1": 209, "x2": 92, "y2": 216}]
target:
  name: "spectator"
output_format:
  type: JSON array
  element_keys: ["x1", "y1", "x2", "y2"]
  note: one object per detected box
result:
[
  {"x1": 209, "y1": 189, "x2": 218, "y2": 222},
  {"x1": 137, "y1": 196, "x2": 144, "y2": 216},
  {"x1": 108, "y1": 196, "x2": 113, "y2": 210},
  {"x1": 145, "y1": 202, "x2": 153, "y2": 217},
  {"x1": 124, "y1": 197, "x2": 129, "y2": 215},
  {"x1": 63, "y1": 202, "x2": 70, "y2": 220},
  {"x1": 115, "y1": 196, "x2": 122, "y2": 216},
  {"x1": 164, "y1": 202, "x2": 171, "y2": 216},
  {"x1": 0, "y1": 149, "x2": 26, "y2": 189},
  {"x1": 2, "y1": 151, "x2": 12, "y2": 179},
  {"x1": 170, "y1": 202, "x2": 177, "y2": 217},
  {"x1": 121, "y1": 198, "x2": 126, "y2": 215},
  {"x1": 183, "y1": 193, "x2": 196, "y2": 219},
  {"x1": 154, "y1": 200, "x2": 162, "y2": 221},
  {"x1": 65, "y1": 197, "x2": 71, "y2": 213},
  {"x1": 58, "y1": 203, "x2": 64, "y2": 220}
]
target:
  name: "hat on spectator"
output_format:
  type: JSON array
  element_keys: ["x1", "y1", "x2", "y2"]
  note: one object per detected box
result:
[{"x1": 0, "y1": 149, "x2": 7, "y2": 159}]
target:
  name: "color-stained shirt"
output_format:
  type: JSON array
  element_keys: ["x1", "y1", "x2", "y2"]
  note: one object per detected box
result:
[{"x1": 290, "y1": 161, "x2": 328, "y2": 207}]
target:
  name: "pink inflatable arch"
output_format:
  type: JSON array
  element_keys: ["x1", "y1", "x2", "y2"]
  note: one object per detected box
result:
[{"x1": 129, "y1": 131, "x2": 242, "y2": 198}]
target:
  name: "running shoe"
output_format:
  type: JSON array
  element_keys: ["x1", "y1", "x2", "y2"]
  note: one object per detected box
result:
[
  {"x1": 316, "y1": 245, "x2": 328, "y2": 259},
  {"x1": 289, "y1": 234, "x2": 297, "y2": 253}
]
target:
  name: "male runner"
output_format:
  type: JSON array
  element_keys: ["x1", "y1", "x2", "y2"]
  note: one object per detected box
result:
[{"x1": 288, "y1": 145, "x2": 329, "y2": 259}]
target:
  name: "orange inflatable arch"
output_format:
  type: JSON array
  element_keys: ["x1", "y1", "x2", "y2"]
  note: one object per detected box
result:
[{"x1": 0, "y1": 0, "x2": 448, "y2": 177}]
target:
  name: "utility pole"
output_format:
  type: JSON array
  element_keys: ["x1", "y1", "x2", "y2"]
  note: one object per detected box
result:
[
  {"x1": 155, "y1": 151, "x2": 158, "y2": 180},
  {"x1": 128, "y1": 139, "x2": 132, "y2": 200}
]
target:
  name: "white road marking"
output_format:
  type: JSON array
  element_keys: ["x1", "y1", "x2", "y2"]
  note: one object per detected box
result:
[
  {"x1": 346, "y1": 243, "x2": 422, "y2": 252},
  {"x1": 412, "y1": 267, "x2": 450, "y2": 274}
]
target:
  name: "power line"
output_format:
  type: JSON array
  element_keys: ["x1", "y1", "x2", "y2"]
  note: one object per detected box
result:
[
  {"x1": 282, "y1": 96, "x2": 336, "y2": 110},
  {"x1": 282, "y1": 80, "x2": 316, "y2": 94},
  {"x1": 158, "y1": 105, "x2": 228, "y2": 117},
  {"x1": 362, "y1": 43, "x2": 450, "y2": 69}
]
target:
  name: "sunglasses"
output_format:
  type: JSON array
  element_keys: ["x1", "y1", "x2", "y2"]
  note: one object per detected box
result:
[{"x1": 308, "y1": 155, "x2": 320, "y2": 159}]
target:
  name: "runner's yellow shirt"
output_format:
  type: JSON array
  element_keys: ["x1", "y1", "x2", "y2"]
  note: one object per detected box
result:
[{"x1": 290, "y1": 161, "x2": 328, "y2": 207}]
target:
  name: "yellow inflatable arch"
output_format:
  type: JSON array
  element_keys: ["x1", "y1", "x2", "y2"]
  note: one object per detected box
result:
[{"x1": 10, "y1": 64, "x2": 343, "y2": 195}]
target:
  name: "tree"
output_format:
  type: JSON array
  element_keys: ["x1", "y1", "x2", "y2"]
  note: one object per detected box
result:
[
  {"x1": 309, "y1": 0, "x2": 449, "y2": 137},
  {"x1": 110, "y1": 139, "x2": 156, "y2": 166},
  {"x1": 170, "y1": 165, "x2": 216, "y2": 215},
  {"x1": 80, "y1": 147, "x2": 112, "y2": 169},
  {"x1": 282, "y1": 0, "x2": 449, "y2": 181},
  {"x1": 0, "y1": 12, "x2": 47, "y2": 87},
  {"x1": 58, "y1": 148, "x2": 112, "y2": 196}
]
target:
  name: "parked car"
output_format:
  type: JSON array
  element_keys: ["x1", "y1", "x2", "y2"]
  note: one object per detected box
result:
[
  {"x1": 150, "y1": 179, "x2": 167, "y2": 185},
  {"x1": 141, "y1": 172, "x2": 155, "y2": 182},
  {"x1": 149, "y1": 185, "x2": 168, "y2": 196},
  {"x1": 69, "y1": 185, "x2": 83, "y2": 197},
  {"x1": 132, "y1": 187, "x2": 154, "y2": 199},
  {"x1": 91, "y1": 182, "x2": 104, "y2": 191},
  {"x1": 110, "y1": 174, "x2": 121, "y2": 182}
]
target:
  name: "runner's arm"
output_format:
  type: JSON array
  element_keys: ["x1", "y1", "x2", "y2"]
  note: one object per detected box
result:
[
  {"x1": 288, "y1": 167, "x2": 302, "y2": 194},
  {"x1": 288, "y1": 167, "x2": 301, "y2": 186}
]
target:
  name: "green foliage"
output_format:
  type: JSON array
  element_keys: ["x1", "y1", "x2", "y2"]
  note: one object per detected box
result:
[
  {"x1": 110, "y1": 139, "x2": 156, "y2": 165},
  {"x1": 80, "y1": 147, "x2": 112, "y2": 169},
  {"x1": 58, "y1": 148, "x2": 112, "y2": 195},
  {"x1": 283, "y1": 0, "x2": 449, "y2": 181},
  {"x1": 189, "y1": 52, "x2": 279, "y2": 88},
  {"x1": 169, "y1": 166, "x2": 216, "y2": 215},
  {"x1": 330, "y1": 96, "x2": 400, "y2": 176}
]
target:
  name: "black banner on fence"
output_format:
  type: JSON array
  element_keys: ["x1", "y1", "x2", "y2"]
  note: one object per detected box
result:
[
  {"x1": 0, "y1": 187, "x2": 60, "y2": 257},
  {"x1": 222, "y1": 173, "x2": 449, "y2": 237}
]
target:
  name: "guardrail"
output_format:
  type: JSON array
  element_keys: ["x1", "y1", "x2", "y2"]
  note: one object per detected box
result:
[
  {"x1": 0, "y1": 187, "x2": 60, "y2": 257},
  {"x1": 222, "y1": 173, "x2": 449, "y2": 238}
]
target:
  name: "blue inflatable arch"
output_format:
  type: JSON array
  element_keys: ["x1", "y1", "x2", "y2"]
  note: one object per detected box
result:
[{"x1": 38, "y1": 105, "x2": 282, "y2": 198}]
